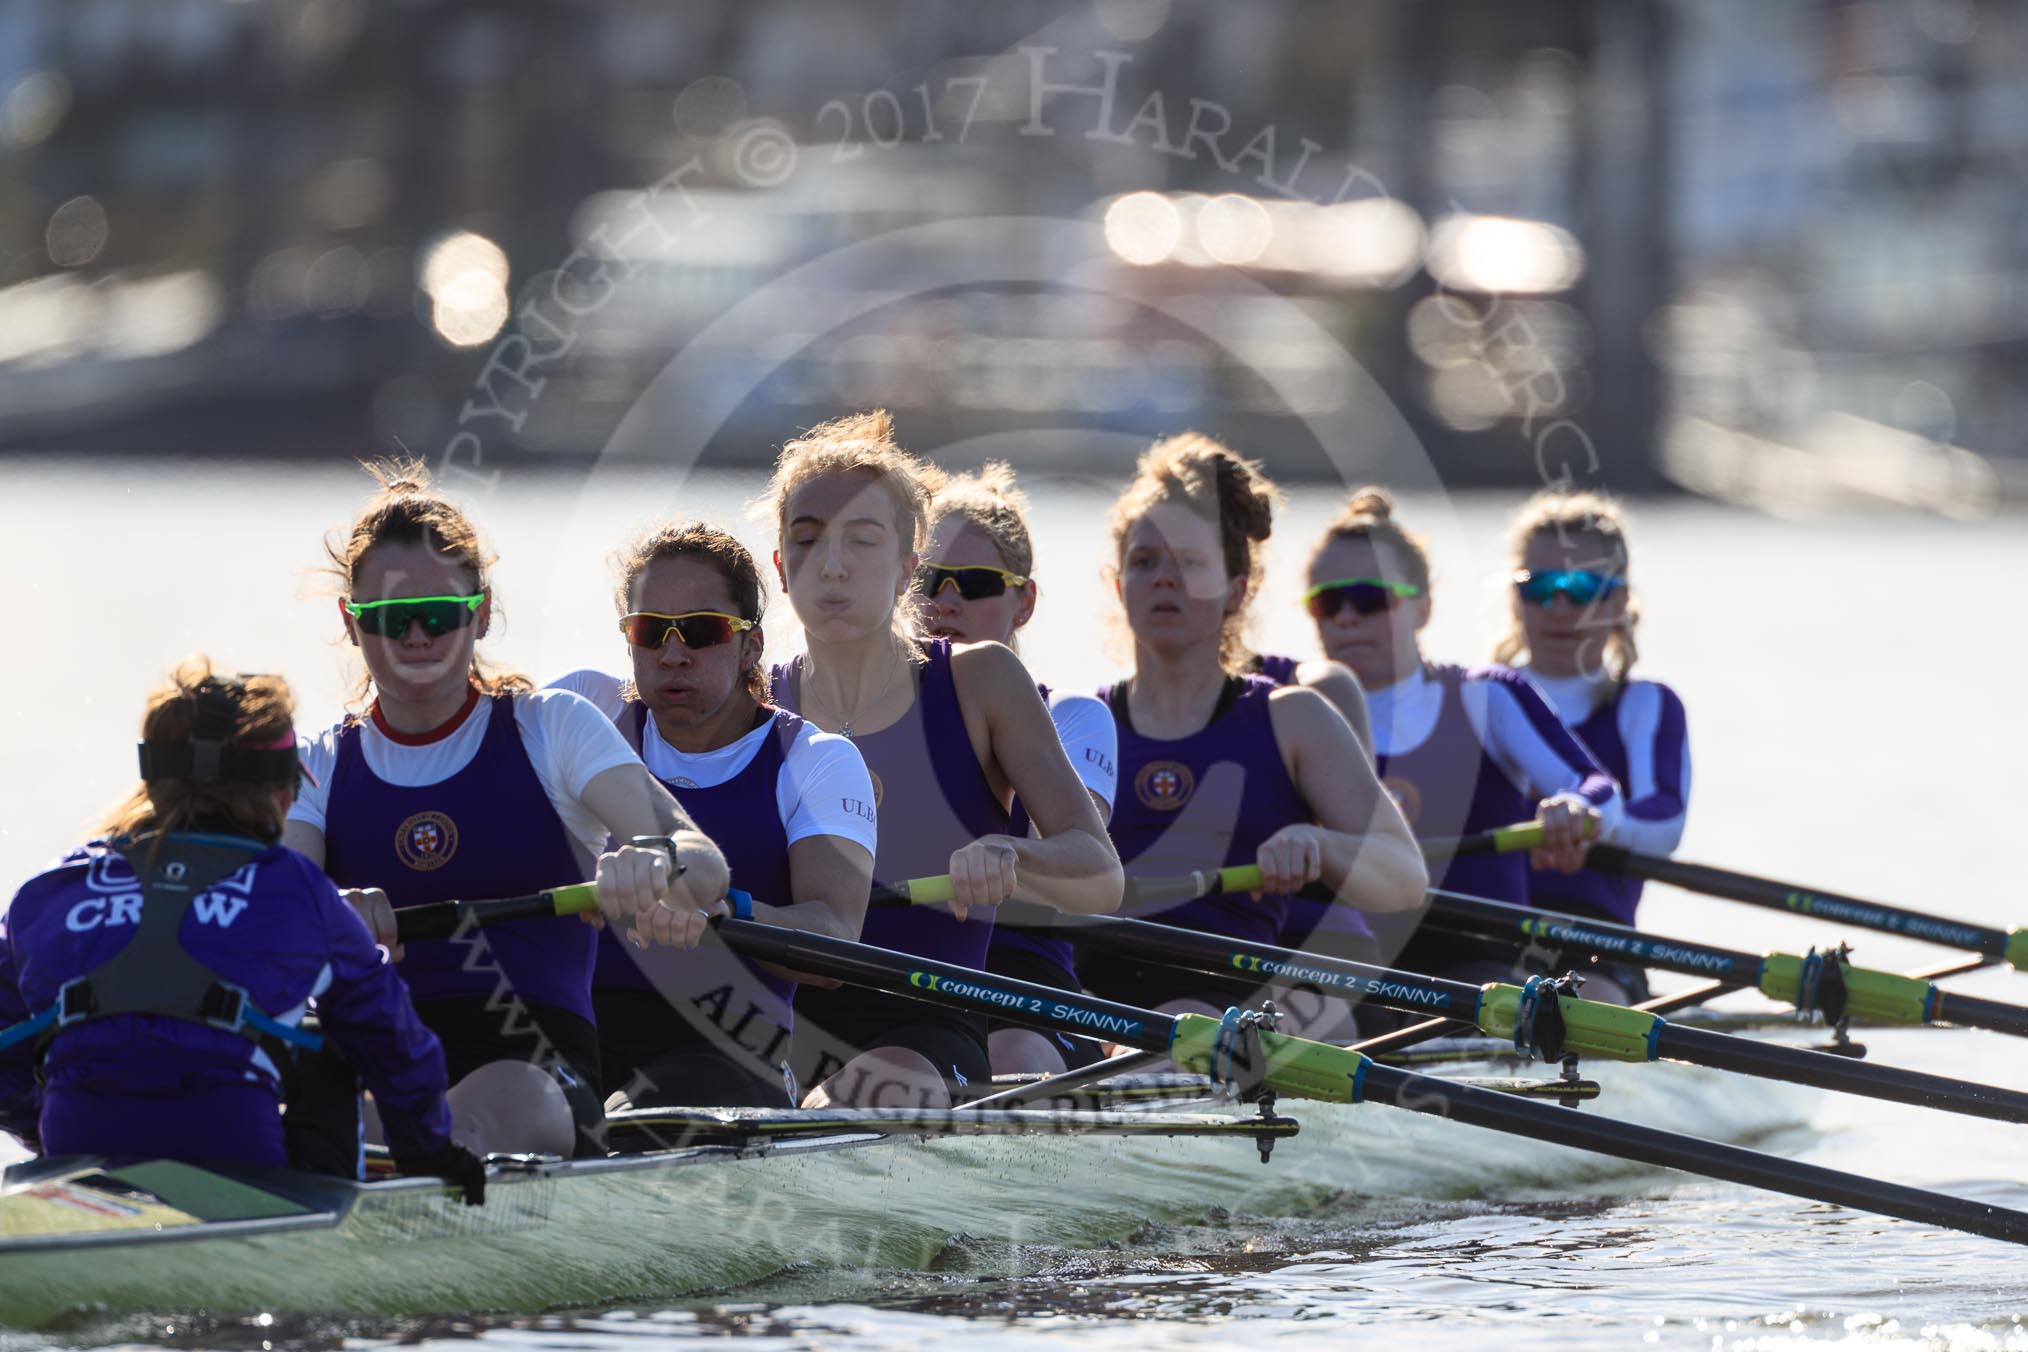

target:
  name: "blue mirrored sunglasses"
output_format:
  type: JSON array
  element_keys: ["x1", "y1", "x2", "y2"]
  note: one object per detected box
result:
[{"x1": 1513, "y1": 569, "x2": 1625, "y2": 606}]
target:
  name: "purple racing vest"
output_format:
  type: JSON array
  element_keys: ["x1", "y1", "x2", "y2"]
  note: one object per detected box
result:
[
  {"x1": 596, "y1": 703, "x2": 798, "y2": 1042},
  {"x1": 1105, "y1": 675, "x2": 1335, "y2": 948},
  {"x1": 1527, "y1": 681, "x2": 1687, "y2": 925},
  {"x1": 773, "y1": 639, "x2": 1008, "y2": 969},
  {"x1": 1247, "y1": 656, "x2": 1375, "y2": 956},
  {"x1": 1250, "y1": 652, "x2": 1301, "y2": 686},
  {"x1": 322, "y1": 695, "x2": 597, "y2": 1020}
]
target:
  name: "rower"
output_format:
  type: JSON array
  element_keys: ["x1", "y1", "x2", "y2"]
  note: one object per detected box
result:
[
  {"x1": 1302, "y1": 487, "x2": 1623, "y2": 985},
  {"x1": 1085, "y1": 434, "x2": 1426, "y2": 1033},
  {"x1": 1242, "y1": 652, "x2": 1373, "y2": 1039},
  {"x1": 762, "y1": 411, "x2": 1122, "y2": 1108},
  {"x1": 283, "y1": 461, "x2": 728, "y2": 1155},
  {"x1": 0, "y1": 660, "x2": 481, "y2": 1200},
  {"x1": 551, "y1": 522, "x2": 876, "y2": 1109},
  {"x1": 917, "y1": 462, "x2": 1119, "y2": 1075},
  {"x1": 1487, "y1": 491, "x2": 1690, "y2": 1003}
]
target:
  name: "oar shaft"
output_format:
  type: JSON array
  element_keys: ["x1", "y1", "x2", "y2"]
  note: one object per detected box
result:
[
  {"x1": 392, "y1": 883, "x2": 599, "y2": 943},
  {"x1": 433, "y1": 881, "x2": 2028, "y2": 1247},
  {"x1": 1654, "y1": 1023, "x2": 2028, "y2": 1125},
  {"x1": 1588, "y1": 846, "x2": 2018, "y2": 963},
  {"x1": 1936, "y1": 991, "x2": 2028, "y2": 1040},
  {"x1": 1058, "y1": 904, "x2": 1483, "y2": 1020},
  {"x1": 1426, "y1": 890, "x2": 1766, "y2": 986},
  {"x1": 1010, "y1": 904, "x2": 2028, "y2": 1125},
  {"x1": 711, "y1": 915, "x2": 1174, "y2": 1055},
  {"x1": 1357, "y1": 1062, "x2": 2028, "y2": 1245}
]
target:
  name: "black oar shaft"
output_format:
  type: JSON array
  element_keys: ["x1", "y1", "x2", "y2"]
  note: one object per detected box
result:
[
  {"x1": 580, "y1": 899, "x2": 2028, "y2": 1246},
  {"x1": 1028, "y1": 907, "x2": 2028, "y2": 1125},
  {"x1": 713, "y1": 916, "x2": 1174, "y2": 1055},
  {"x1": 1426, "y1": 890, "x2": 1766, "y2": 985},
  {"x1": 1937, "y1": 992, "x2": 2028, "y2": 1040},
  {"x1": 1588, "y1": 846, "x2": 2010, "y2": 959},
  {"x1": 1655, "y1": 1024, "x2": 2028, "y2": 1125},
  {"x1": 1357, "y1": 1063, "x2": 2028, "y2": 1245},
  {"x1": 1060, "y1": 904, "x2": 1483, "y2": 1017},
  {"x1": 1429, "y1": 888, "x2": 2028, "y2": 1041},
  {"x1": 394, "y1": 891, "x2": 554, "y2": 943}
]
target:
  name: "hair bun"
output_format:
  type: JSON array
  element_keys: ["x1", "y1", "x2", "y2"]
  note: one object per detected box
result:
[{"x1": 1346, "y1": 487, "x2": 1394, "y2": 521}]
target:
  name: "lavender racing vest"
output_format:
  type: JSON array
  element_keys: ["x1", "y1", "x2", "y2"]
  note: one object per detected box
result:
[
  {"x1": 987, "y1": 683, "x2": 1080, "y2": 978},
  {"x1": 773, "y1": 639, "x2": 1007, "y2": 969}
]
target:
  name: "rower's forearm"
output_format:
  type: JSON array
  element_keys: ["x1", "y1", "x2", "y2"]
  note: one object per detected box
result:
[
  {"x1": 754, "y1": 897, "x2": 863, "y2": 944},
  {"x1": 1320, "y1": 831, "x2": 1428, "y2": 913},
  {"x1": 1010, "y1": 830, "x2": 1124, "y2": 914}
]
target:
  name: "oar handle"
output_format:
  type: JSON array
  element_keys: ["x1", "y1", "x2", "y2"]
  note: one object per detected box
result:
[
  {"x1": 392, "y1": 883, "x2": 599, "y2": 943},
  {"x1": 869, "y1": 865, "x2": 1268, "y2": 912},
  {"x1": 1425, "y1": 815, "x2": 1611, "y2": 860},
  {"x1": 868, "y1": 876, "x2": 955, "y2": 908}
]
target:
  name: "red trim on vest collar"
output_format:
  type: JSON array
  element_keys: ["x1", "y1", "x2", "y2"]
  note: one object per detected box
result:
[{"x1": 370, "y1": 684, "x2": 484, "y2": 746}]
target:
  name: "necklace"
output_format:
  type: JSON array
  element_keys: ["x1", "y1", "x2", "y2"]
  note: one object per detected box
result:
[{"x1": 809, "y1": 651, "x2": 907, "y2": 739}]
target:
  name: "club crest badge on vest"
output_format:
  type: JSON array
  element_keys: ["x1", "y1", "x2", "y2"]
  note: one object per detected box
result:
[
  {"x1": 1133, "y1": 761, "x2": 1195, "y2": 811},
  {"x1": 395, "y1": 811, "x2": 460, "y2": 870}
]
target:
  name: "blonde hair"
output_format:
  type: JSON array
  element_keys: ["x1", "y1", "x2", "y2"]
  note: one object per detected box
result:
[
  {"x1": 1311, "y1": 486, "x2": 1432, "y2": 597},
  {"x1": 927, "y1": 460, "x2": 1034, "y2": 651},
  {"x1": 324, "y1": 457, "x2": 530, "y2": 704},
  {"x1": 928, "y1": 460, "x2": 1033, "y2": 579},
  {"x1": 101, "y1": 657, "x2": 297, "y2": 845},
  {"x1": 1491, "y1": 489, "x2": 1640, "y2": 684},
  {"x1": 1108, "y1": 432, "x2": 1280, "y2": 673},
  {"x1": 612, "y1": 521, "x2": 770, "y2": 705},
  {"x1": 758, "y1": 410, "x2": 940, "y2": 652}
]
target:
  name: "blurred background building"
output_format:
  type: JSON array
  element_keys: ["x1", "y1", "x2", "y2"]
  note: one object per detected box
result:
[{"x1": 0, "y1": 0, "x2": 2017, "y2": 508}]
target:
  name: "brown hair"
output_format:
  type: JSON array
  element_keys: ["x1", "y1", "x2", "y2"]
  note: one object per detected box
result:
[
  {"x1": 757, "y1": 410, "x2": 940, "y2": 651},
  {"x1": 614, "y1": 521, "x2": 770, "y2": 705},
  {"x1": 1311, "y1": 486, "x2": 1433, "y2": 597},
  {"x1": 323, "y1": 457, "x2": 529, "y2": 701},
  {"x1": 101, "y1": 657, "x2": 297, "y2": 844},
  {"x1": 1108, "y1": 432, "x2": 1280, "y2": 672},
  {"x1": 1491, "y1": 489, "x2": 1640, "y2": 684}
]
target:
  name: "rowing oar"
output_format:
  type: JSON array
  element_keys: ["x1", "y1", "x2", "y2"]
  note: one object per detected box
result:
[
  {"x1": 698, "y1": 912, "x2": 2028, "y2": 1245},
  {"x1": 1644, "y1": 954, "x2": 1999, "y2": 1021},
  {"x1": 1419, "y1": 888, "x2": 2028, "y2": 1039},
  {"x1": 1427, "y1": 823, "x2": 2028, "y2": 970},
  {"x1": 866, "y1": 873, "x2": 2028, "y2": 1127},
  {"x1": 393, "y1": 883, "x2": 600, "y2": 943}
]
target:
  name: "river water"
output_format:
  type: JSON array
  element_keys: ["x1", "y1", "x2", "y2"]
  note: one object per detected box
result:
[{"x1": 2, "y1": 458, "x2": 2026, "y2": 1350}]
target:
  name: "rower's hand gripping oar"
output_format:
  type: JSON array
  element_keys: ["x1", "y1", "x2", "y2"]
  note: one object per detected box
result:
[
  {"x1": 872, "y1": 866, "x2": 2028, "y2": 1129},
  {"x1": 700, "y1": 910, "x2": 2028, "y2": 1247},
  {"x1": 1426, "y1": 820, "x2": 2028, "y2": 971}
]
